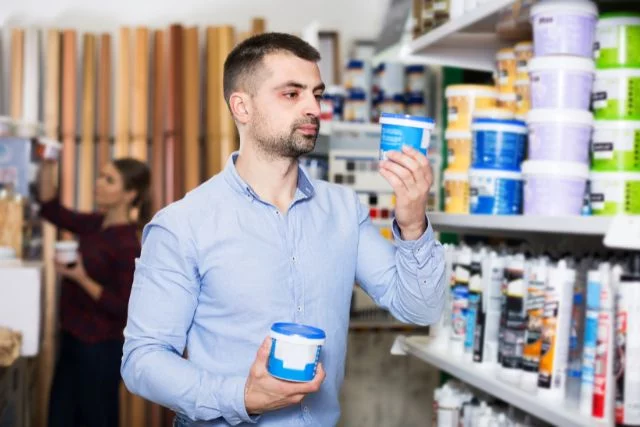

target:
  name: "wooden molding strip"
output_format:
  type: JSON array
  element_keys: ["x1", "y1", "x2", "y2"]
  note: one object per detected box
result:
[
  {"x1": 183, "y1": 27, "x2": 200, "y2": 192},
  {"x1": 79, "y1": 34, "x2": 96, "y2": 212},
  {"x1": 151, "y1": 30, "x2": 165, "y2": 213},
  {"x1": 131, "y1": 27, "x2": 149, "y2": 161},
  {"x1": 61, "y1": 30, "x2": 77, "y2": 213},
  {"x1": 10, "y1": 28, "x2": 25, "y2": 120},
  {"x1": 115, "y1": 27, "x2": 131, "y2": 158},
  {"x1": 22, "y1": 28, "x2": 39, "y2": 126},
  {"x1": 97, "y1": 34, "x2": 112, "y2": 168},
  {"x1": 165, "y1": 24, "x2": 183, "y2": 203},
  {"x1": 251, "y1": 18, "x2": 266, "y2": 35}
]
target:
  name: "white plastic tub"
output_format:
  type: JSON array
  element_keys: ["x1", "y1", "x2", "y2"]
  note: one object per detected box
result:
[
  {"x1": 589, "y1": 172, "x2": 640, "y2": 215},
  {"x1": 267, "y1": 322, "x2": 326, "y2": 382},
  {"x1": 54, "y1": 241, "x2": 79, "y2": 266},
  {"x1": 379, "y1": 112, "x2": 436, "y2": 160},
  {"x1": 529, "y1": 56, "x2": 595, "y2": 110},
  {"x1": 526, "y1": 109, "x2": 594, "y2": 163}
]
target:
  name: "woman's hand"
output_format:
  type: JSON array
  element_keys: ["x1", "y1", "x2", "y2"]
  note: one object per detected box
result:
[{"x1": 54, "y1": 255, "x2": 89, "y2": 283}]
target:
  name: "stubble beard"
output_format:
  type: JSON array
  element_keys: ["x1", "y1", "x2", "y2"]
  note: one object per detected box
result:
[{"x1": 251, "y1": 112, "x2": 319, "y2": 160}]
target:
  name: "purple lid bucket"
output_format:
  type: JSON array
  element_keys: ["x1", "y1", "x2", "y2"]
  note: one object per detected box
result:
[
  {"x1": 526, "y1": 109, "x2": 594, "y2": 163},
  {"x1": 529, "y1": 56, "x2": 595, "y2": 111}
]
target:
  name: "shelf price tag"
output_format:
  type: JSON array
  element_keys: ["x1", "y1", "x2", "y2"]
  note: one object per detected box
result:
[{"x1": 604, "y1": 216, "x2": 640, "y2": 250}]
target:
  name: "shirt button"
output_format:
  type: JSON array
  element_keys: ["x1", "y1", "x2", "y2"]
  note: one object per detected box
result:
[
  {"x1": 292, "y1": 256, "x2": 296, "y2": 262},
  {"x1": 297, "y1": 306, "x2": 303, "y2": 312},
  {"x1": 303, "y1": 406, "x2": 309, "y2": 413}
]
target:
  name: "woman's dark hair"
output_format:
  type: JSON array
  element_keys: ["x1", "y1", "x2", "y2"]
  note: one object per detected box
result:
[{"x1": 112, "y1": 158, "x2": 151, "y2": 230}]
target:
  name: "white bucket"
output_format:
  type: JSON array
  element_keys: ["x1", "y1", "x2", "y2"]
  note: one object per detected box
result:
[{"x1": 379, "y1": 113, "x2": 436, "y2": 160}]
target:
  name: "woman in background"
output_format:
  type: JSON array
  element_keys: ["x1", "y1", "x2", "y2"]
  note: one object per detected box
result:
[{"x1": 38, "y1": 158, "x2": 151, "y2": 427}]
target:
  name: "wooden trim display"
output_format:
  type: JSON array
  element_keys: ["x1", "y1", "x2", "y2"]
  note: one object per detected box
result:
[
  {"x1": 61, "y1": 30, "x2": 77, "y2": 214},
  {"x1": 10, "y1": 28, "x2": 25, "y2": 120},
  {"x1": 183, "y1": 27, "x2": 200, "y2": 192},
  {"x1": 22, "y1": 28, "x2": 39, "y2": 126},
  {"x1": 131, "y1": 27, "x2": 149, "y2": 161},
  {"x1": 151, "y1": 30, "x2": 165, "y2": 213},
  {"x1": 165, "y1": 24, "x2": 183, "y2": 203},
  {"x1": 115, "y1": 27, "x2": 131, "y2": 158},
  {"x1": 205, "y1": 26, "x2": 236, "y2": 177},
  {"x1": 79, "y1": 34, "x2": 96, "y2": 212},
  {"x1": 97, "y1": 34, "x2": 112, "y2": 168},
  {"x1": 251, "y1": 18, "x2": 266, "y2": 35}
]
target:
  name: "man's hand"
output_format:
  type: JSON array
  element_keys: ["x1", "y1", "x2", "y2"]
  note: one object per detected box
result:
[
  {"x1": 244, "y1": 337, "x2": 326, "y2": 415},
  {"x1": 379, "y1": 145, "x2": 433, "y2": 240}
]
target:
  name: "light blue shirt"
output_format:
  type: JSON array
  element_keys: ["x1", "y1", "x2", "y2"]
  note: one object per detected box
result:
[{"x1": 121, "y1": 152, "x2": 445, "y2": 426}]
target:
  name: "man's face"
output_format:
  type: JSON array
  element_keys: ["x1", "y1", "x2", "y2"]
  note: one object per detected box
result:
[{"x1": 247, "y1": 52, "x2": 324, "y2": 159}]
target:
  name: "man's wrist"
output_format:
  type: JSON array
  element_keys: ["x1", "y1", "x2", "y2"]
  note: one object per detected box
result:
[{"x1": 398, "y1": 219, "x2": 427, "y2": 241}]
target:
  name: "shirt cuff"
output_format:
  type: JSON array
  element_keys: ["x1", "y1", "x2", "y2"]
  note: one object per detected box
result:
[
  {"x1": 392, "y1": 217, "x2": 435, "y2": 267},
  {"x1": 217, "y1": 376, "x2": 261, "y2": 425}
]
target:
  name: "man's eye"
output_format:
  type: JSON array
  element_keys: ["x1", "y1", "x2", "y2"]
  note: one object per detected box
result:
[
  {"x1": 284, "y1": 92, "x2": 298, "y2": 99},
  {"x1": 314, "y1": 94, "x2": 323, "y2": 101}
]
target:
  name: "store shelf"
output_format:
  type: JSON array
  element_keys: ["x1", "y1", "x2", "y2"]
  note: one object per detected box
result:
[
  {"x1": 428, "y1": 213, "x2": 611, "y2": 236},
  {"x1": 320, "y1": 121, "x2": 381, "y2": 136},
  {"x1": 401, "y1": 336, "x2": 611, "y2": 427},
  {"x1": 402, "y1": 0, "x2": 516, "y2": 71}
]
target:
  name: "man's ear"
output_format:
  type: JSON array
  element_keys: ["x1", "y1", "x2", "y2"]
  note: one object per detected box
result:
[{"x1": 229, "y1": 92, "x2": 250, "y2": 124}]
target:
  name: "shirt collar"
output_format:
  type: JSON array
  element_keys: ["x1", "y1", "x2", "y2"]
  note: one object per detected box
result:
[{"x1": 223, "y1": 152, "x2": 316, "y2": 201}]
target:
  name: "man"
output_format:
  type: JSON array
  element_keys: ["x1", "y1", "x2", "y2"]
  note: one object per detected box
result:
[{"x1": 121, "y1": 32, "x2": 445, "y2": 426}]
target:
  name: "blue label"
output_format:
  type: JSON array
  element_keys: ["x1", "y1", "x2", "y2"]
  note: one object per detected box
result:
[
  {"x1": 471, "y1": 128, "x2": 526, "y2": 170},
  {"x1": 470, "y1": 177, "x2": 523, "y2": 215},
  {"x1": 581, "y1": 310, "x2": 599, "y2": 387},
  {"x1": 267, "y1": 339, "x2": 321, "y2": 383},
  {"x1": 380, "y1": 123, "x2": 429, "y2": 159},
  {"x1": 465, "y1": 293, "x2": 480, "y2": 352}
]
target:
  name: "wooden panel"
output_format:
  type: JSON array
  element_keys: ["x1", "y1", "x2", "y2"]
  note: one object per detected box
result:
[
  {"x1": 22, "y1": 28, "x2": 39, "y2": 126},
  {"x1": 165, "y1": 24, "x2": 183, "y2": 203},
  {"x1": 251, "y1": 18, "x2": 266, "y2": 35},
  {"x1": 79, "y1": 34, "x2": 96, "y2": 212},
  {"x1": 183, "y1": 27, "x2": 200, "y2": 192},
  {"x1": 206, "y1": 26, "x2": 236, "y2": 177},
  {"x1": 37, "y1": 28, "x2": 61, "y2": 427},
  {"x1": 151, "y1": 30, "x2": 165, "y2": 213},
  {"x1": 97, "y1": 34, "x2": 112, "y2": 168},
  {"x1": 131, "y1": 27, "x2": 149, "y2": 161},
  {"x1": 61, "y1": 30, "x2": 77, "y2": 214},
  {"x1": 10, "y1": 28, "x2": 24, "y2": 120},
  {"x1": 115, "y1": 27, "x2": 131, "y2": 158}
]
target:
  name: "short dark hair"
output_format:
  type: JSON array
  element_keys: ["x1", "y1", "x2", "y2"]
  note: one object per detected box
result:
[{"x1": 223, "y1": 32, "x2": 321, "y2": 105}]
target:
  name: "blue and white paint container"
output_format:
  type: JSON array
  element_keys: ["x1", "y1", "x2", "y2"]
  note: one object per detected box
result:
[
  {"x1": 469, "y1": 168, "x2": 523, "y2": 215},
  {"x1": 471, "y1": 118, "x2": 527, "y2": 171},
  {"x1": 379, "y1": 112, "x2": 435, "y2": 160},
  {"x1": 267, "y1": 322, "x2": 326, "y2": 382}
]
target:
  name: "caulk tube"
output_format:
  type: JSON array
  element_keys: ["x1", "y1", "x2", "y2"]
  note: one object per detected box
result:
[
  {"x1": 465, "y1": 248, "x2": 485, "y2": 361},
  {"x1": 474, "y1": 252, "x2": 506, "y2": 366},
  {"x1": 451, "y1": 247, "x2": 472, "y2": 357},
  {"x1": 615, "y1": 257, "x2": 640, "y2": 426},
  {"x1": 431, "y1": 244, "x2": 456, "y2": 347},
  {"x1": 592, "y1": 262, "x2": 616, "y2": 421},
  {"x1": 520, "y1": 257, "x2": 548, "y2": 392},
  {"x1": 566, "y1": 258, "x2": 587, "y2": 409},
  {"x1": 580, "y1": 265, "x2": 602, "y2": 416},
  {"x1": 538, "y1": 260, "x2": 575, "y2": 400},
  {"x1": 500, "y1": 254, "x2": 526, "y2": 384},
  {"x1": 497, "y1": 254, "x2": 514, "y2": 369}
]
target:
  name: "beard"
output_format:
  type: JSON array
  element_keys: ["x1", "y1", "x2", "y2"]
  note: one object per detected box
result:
[{"x1": 251, "y1": 111, "x2": 319, "y2": 160}]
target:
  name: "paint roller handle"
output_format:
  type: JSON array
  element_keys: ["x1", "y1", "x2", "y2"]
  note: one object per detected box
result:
[{"x1": 244, "y1": 337, "x2": 326, "y2": 415}]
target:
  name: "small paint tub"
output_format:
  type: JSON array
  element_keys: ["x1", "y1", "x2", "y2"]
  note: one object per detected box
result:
[
  {"x1": 268, "y1": 322, "x2": 326, "y2": 382},
  {"x1": 445, "y1": 130, "x2": 472, "y2": 171},
  {"x1": 595, "y1": 12, "x2": 640, "y2": 69},
  {"x1": 496, "y1": 48, "x2": 517, "y2": 93},
  {"x1": 591, "y1": 120, "x2": 640, "y2": 172},
  {"x1": 469, "y1": 168, "x2": 523, "y2": 215},
  {"x1": 515, "y1": 41, "x2": 533, "y2": 81},
  {"x1": 444, "y1": 170, "x2": 470, "y2": 214},
  {"x1": 590, "y1": 172, "x2": 640, "y2": 215},
  {"x1": 529, "y1": 56, "x2": 595, "y2": 111},
  {"x1": 522, "y1": 160, "x2": 589, "y2": 216},
  {"x1": 55, "y1": 241, "x2": 79, "y2": 266},
  {"x1": 593, "y1": 68, "x2": 640, "y2": 120},
  {"x1": 445, "y1": 85, "x2": 498, "y2": 131},
  {"x1": 531, "y1": 0, "x2": 598, "y2": 58},
  {"x1": 35, "y1": 138, "x2": 62, "y2": 161},
  {"x1": 526, "y1": 109, "x2": 594, "y2": 163},
  {"x1": 473, "y1": 108, "x2": 515, "y2": 121},
  {"x1": 379, "y1": 112, "x2": 435, "y2": 160},
  {"x1": 515, "y1": 79, "x2": 531, "y2": 117},
  {"x1": 471, "y1": 118, "x2": 527, "y2": 171}
]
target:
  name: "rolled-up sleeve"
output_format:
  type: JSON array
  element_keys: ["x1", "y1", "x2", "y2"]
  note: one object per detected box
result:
[
  {"x1": 121, "y1": 209, "x2": 257, "y2": 425},
  {"x1": 354, "y1": 196, "x2": 445, "y2": 326}
]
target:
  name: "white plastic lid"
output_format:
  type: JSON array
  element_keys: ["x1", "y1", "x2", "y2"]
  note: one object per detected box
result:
[
  {"x1": 531, "y1": 0, "x2": 598, "y2": 18},
  {"x1": 515, "y1": 79, "x2": 530, "y2": 87},
  {"x1": 473, "y1": 108, "x2": 515, "y2": 120},
  {"x1": 39, "y1": 137, "x2": 62, "y2": 148},
  {"x1": 469, "y1": 168, "x2": 523, "y2": 180},
  {"x1": 597, "y1": 14, "x2": 640, "y2": 29},
  {"x1": 0, "y1": 246, "x2": 17, "y2": 260},
  {"x1": 594, "y1": 120, "x2": 640, "y2": 131},
  {"x1": 526, "y1": 109, "x2": 594, "y2": 126},
  {"x1": 596, "y1": 68, "x2": 640, "y2": 78},
  {"x1": 497, "y1": 48, "x2": 516, "y2": 61},
  {"x1": 444, "y1": 170, "x2": 469, "y2": 181},
  {"x1": 445, "y1": 85, "x2": 498, "y2": 99},
  {"x1": 521, "y1": 160, "x2": 590, "y2": 180},
  {"x1": 55, "y1": 241, "x2": 79, "y2": 250},
  {"x1": 590, "y1": 171, "x2": 640, "y2": 181},
  {"x1": 528, "y1": 56, "x2": 595, "y2": 73},
  {"x1": 514, "y1": 41, "x2": 533, "y2": 53},
  {"x1": 445, "y1": 130, "x2": 472, "y2": 140},
  {"x1": 499, "y1": 92, "x2": 518, "y2": 101}
]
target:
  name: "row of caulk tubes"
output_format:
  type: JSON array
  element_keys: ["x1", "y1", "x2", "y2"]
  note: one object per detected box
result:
[{"x1": 427, "y1": 244, "x2": 640, "y2": 426}]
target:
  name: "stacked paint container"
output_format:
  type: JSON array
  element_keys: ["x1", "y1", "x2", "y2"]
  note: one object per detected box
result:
[
  {"x1": 590, "y1": 12, "x2": 640, "y2": 216},
  {"x1": 523, "y1": 0, "x2": 598, "y2": 216},
  {"x1": 443, "y1": 85, "x2": 498, "y2": 214}
]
